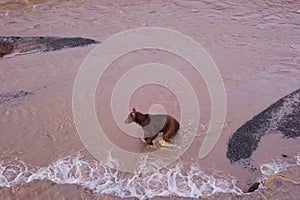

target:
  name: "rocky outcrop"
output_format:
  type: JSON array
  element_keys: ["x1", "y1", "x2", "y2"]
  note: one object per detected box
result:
[
  {"x1": 0, "y1": 36, "x2": 99, "y2": 57},
  {"x1": 227, "y1": 89, "x2": 300, "y2": 165}
]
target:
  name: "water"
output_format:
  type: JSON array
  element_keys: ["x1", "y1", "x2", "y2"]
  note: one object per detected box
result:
[
  {"x1": 0, "y1": 0, "x2": 299, "y2": 199},
  {"x1": 0, "y1": 154, "x2": 242, "y2": 199},
  {"x1": 0, "y1": 153, "x2": 299, "y2": 199}
]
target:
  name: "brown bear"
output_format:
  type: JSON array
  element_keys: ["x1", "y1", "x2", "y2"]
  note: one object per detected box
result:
[{"x1": 125, "y1": 108, "x2": 180, "y2": 145}]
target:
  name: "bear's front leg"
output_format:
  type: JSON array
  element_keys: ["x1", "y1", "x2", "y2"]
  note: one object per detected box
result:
[{"x1": 144, "y1": 132, "x2": 158, "y2": 145}]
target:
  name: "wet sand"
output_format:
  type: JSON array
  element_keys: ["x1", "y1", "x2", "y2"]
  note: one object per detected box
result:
[{"x1": 0, "y1": 0, "x2": 300, "y2": 199}]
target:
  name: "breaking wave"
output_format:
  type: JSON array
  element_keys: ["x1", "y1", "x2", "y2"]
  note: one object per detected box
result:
[{"x1": 1, "y1": 153, "x2": 299, "y2": 199}]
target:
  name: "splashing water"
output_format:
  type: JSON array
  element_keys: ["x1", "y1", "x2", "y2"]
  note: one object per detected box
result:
[{"x1": 0, "y1": 153, "x2": 245, "y2": 199}]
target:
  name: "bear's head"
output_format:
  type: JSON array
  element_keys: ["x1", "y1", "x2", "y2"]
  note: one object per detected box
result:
[
  {"x1": 124, "y1": 107, "x2": 138, "y2": 124},
  {"x1": 124, "y1": 107, "x2": 150, "y2": 127}
]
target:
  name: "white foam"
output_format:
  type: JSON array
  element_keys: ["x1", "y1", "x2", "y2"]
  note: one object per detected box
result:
[
  {"x1": 296, "y1": 155, "x2": 300, "y2": 165},
  {"x1": 260, "y1": 154, "x2": 300, "y2": 177},
  {"x1": 1, "y1": 153, "x2": 300, "y2": 199},
  {"x1": 260, "y1": 160, "x2": 291, "y2": 176},
  {"x1": 0, "y1": 153, "x2": 244, "y2": 199}
]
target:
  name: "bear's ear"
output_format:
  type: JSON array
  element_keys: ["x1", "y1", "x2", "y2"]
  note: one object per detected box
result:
[
  {"x1": 132, "y1": 107, "x2": 136, "y2": 112},
  {"x1": 131, "y1": 112, "x2": 136, "y2": 120}
]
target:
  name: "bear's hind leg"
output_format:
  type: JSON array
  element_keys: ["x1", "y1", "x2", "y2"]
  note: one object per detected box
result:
[
  {"x1": 162, "y1": 130, "x2": 174, "y2": 143},
  {"x1": 162, "y1": 125, "x2": 179, "y2": 143}
]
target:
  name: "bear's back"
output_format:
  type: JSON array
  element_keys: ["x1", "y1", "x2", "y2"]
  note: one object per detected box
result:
[{"x1": 143, "y1": 114, "x2": 176, "y2": 134}]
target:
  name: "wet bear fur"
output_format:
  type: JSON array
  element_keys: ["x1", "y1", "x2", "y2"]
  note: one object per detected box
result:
[{"x1": 125, "y1": 108, "x2": 180, "y2": 145}]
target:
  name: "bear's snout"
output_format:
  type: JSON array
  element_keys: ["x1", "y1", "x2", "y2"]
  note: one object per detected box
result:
[{"x1": 124, "y1": 117, "x2": 133, "y2": 124}]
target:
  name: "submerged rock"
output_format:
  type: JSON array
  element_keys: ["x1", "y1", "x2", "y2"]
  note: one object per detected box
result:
[
  {"x1": 0, "y1": 36, "x2": 99, "y2": 57},
  {"x1": 0, "y1": 90, "x2": 32, "y2": 106},
  {"x1": 0, "y1": 42, "x2": 14, "y2": 57},
  {"x1": 227, "y1": 89, "x2": 300, "y2": 165}
]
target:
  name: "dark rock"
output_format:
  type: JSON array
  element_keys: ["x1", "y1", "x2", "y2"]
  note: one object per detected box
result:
[
  {"x1": 227, "y1": 89, "x2": 300, "y2": 165},
  {"x1": 0, "y1": 42, "x2": 14, "y2": 57},
  {"x1": 0, "y1": 36, "x2": 100, "y2": 57},
  {"x1": 247, "y1": 182, "x2": 260, "y2": 193}
]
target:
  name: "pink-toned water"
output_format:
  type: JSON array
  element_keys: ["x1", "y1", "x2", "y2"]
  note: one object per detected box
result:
[{"x1": 0, "y1": 0, "x2": 299, "y2": 199}]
